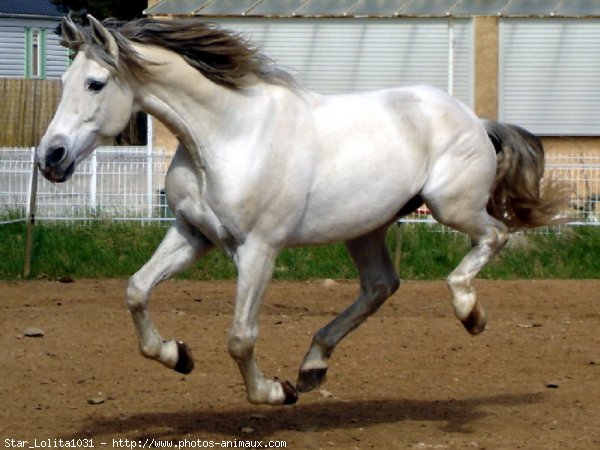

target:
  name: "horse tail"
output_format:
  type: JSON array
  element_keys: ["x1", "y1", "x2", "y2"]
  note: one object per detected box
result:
[{"x1": 483, "y1": 119, "x2": 571, "y2": 230}]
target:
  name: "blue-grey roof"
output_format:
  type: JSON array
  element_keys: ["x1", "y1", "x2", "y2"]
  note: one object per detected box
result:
[
  {"x1": 0, "y1": 0, "x2": 67, "y2": 18},
  {"x1": 145, "y1": 0, "x2": 600, "y2": 18}
]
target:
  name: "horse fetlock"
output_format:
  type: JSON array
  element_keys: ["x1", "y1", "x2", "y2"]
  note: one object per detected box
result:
[
  {"x1": 447, "y1": 276, "x2": 477, "y2": 318},
  {"x1": 311, "y1": 329, "x2": 336, "y2": 358},
  {"x1": 139, "y1": 338, "x2": 189, "y2": 371},
  {"x1": 247, "y1": 378, "x2": 298, "y2": 405},
  {"x1": 138, "y1": 341, "x2": 161, "y2": 359}
]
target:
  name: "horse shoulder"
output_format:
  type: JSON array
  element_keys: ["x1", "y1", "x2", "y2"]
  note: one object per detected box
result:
[{"x1": 164, "y1": 147, "x2": 229, "y2": 243}]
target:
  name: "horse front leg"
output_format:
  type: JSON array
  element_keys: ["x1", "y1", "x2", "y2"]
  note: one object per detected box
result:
[
  {"x1": 228, "y1": 239, "x2": 298, "y2": 405},
  {"x1": 126, "y1": 220, "x2": 213, "y2": 373}
]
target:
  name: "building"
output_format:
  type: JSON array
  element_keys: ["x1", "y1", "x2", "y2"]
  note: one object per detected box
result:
[
  {"x1": 145, "y1": 0, "x2": 600, "y2": 154},
  {"x1": 0, "y1": 0, "x2": 69, "y2": 79}
]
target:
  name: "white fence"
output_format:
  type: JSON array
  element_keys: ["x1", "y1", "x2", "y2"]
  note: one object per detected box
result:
[
  {"x1": 1, "y1": 147, "x2": 599, "y2": 226},
  {"x1": 547, "y1": 155, "x2": 600, "y2": 225},
  {"x1": 0, "y1": 147, "x2": 171, "y2": 223}
]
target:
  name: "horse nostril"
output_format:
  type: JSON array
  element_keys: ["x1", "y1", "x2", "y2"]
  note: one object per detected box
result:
[{"x1": 45, "y1": 146, "x2": 67, "y2": 167}]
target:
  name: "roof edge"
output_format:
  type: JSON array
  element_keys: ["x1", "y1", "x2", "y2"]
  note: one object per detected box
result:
[
  {"x1": 0, "y1": 13, "x2": 64, "y2": 20},
  {"x1": 143, "y1": 11, "x2": 600, "y2": 19}
]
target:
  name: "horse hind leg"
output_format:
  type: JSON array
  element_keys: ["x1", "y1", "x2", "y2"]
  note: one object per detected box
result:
[
  {"x1": 297, "y1": 227, "x2": 399, "y2": 392},
  {"x1": 427, "y1": 196, "x2": 508, "y2": 334},
  {"x1": 449, "y1": 215, "x2": 508, "y2": 334}
]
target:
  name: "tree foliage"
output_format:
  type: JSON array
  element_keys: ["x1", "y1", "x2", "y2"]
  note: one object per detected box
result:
[{"x1": 51, "y1": 0, "x2": 148, "y2": 21}]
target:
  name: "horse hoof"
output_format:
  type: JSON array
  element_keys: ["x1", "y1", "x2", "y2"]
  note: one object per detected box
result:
[
  {"x1": 174, "y1": 341, "x2": 194, "y2": 374},
  {"x1": 296, "y1": 367, "x2": 328, "y2": 393},
  {"x1": 462, "y1": 306, "x2": 487, "y2": 335},
  {"x1": 279, "y1": 379, "x2": 299, "y2": 405}
]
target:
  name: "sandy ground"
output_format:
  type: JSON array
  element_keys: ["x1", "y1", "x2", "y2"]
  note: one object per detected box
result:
[{"x1": 1, "y1": 278, "x2": 599, "y2": 449}]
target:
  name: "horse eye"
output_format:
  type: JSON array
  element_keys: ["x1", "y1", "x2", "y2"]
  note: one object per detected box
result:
[{"x1": 87, "y1": 80, "x2": 105, "y2": 92}]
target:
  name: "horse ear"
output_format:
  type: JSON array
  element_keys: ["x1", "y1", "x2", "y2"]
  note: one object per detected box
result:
[
  {"x1": 60, "y1": 16, "x2": 84, "y2": 48},
  {"x1": 87, "y1": 14, "x2": 119, "y2": 58}
]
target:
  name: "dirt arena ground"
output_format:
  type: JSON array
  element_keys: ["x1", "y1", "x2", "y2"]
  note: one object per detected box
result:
[{"x1": 1, "y1": 279, "x2": 599, "y2": 449}]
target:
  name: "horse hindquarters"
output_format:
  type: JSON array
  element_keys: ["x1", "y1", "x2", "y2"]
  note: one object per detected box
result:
[{"x1": 422, "y1": 120, "x2": 569, "y2": 334}]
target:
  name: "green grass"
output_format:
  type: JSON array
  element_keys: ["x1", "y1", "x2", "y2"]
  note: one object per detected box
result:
[
  {"x1": 0, "y1": 221, "x2": 599, "y2": 280},
  {"x1": 396, "y1": 224, "x2": 600, "y2": 279}
]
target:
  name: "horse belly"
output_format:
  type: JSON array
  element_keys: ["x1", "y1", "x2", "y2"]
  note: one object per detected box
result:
[
  {"x1": 285, "y1": 94, "x2": 427, "y2": 245},
  {"x1": 287, "y1": 157, "x2": 423, "y2": 245}
]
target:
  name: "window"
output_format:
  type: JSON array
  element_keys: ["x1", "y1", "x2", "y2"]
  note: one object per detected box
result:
[{"x1": 25, "y1": 28, "x2": 46, "y2": 79}]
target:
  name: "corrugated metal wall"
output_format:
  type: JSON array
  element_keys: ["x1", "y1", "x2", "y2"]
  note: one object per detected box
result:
[
  {"x1": 0, "y1": 18, "x2": 68, "y2": 80},
  {"x1": 499, "y1": 18, "x2": 600, "y2": 136},
  {"x1": 214, "y1": 18, "x2": 473, "y2": 107},
  {"x1": 45, "y1": 24, "x2": 68, "y2": 79},
  {"x1": 0, "y1": 21, "x2": 26, "y2": 78}
]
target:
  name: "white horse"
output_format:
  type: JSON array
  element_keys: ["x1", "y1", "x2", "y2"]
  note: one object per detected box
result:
[{"x1": 37, "y1": 16, "x2": 567, "y2": 405}]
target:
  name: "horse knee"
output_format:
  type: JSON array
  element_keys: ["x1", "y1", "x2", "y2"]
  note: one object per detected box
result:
[
  {"x1": 126, "y1": 277, "x2": 148, "y2": 312},
  {"x1": 228, "y1": 329, "x2": 257, "y2": 361},
  {"x1": 367, "y1": 274, "x2": 399, "y2": 308}
]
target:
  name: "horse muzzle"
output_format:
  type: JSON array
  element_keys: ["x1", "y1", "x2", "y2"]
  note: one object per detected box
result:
[{"x1": 37, "y1": 145, "x2": 77, "y2": 183}]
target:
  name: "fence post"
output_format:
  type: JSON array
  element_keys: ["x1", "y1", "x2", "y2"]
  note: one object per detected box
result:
[
  {"x1": 23, "y1": 148, "x2": 38, "y2": 278},
  {"x1": 146, "y1": 114, "x2": 154, "y2": 219},
  {"x1": 90, "y1": 152, "x2": 97, "y2": 214},
  {"x1": 394, "y1": 221, "x2": 403, "y2": 274}
]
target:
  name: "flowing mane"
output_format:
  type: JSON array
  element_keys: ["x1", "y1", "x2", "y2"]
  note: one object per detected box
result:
[{"x1": 60, "y1": 17, "x2": 295, "y2": 89}]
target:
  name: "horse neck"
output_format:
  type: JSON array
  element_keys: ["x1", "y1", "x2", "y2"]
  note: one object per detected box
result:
[{"x1": 133, "y1": 46, "x2": 250, "y2": 169}]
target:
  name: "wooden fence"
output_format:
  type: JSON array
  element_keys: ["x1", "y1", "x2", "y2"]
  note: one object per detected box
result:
[
  {"x1": 0, "y1": 79, "x2": 62, "y2": 148},
  {"x1": 0, "y1": 78, "x2": 146, "y2": 148}
]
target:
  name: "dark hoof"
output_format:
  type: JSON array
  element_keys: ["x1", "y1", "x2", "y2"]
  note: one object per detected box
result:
[
  {"x1": 296, "y1": 367, "x2": 328, "y2": 393},
  {"x1": 462, "y1": 306, "x2": 487, "y2": 335},
  {"x1": 279, "y1": 379, "x2": 299, "y2": 405},
  {"x1": 174, "y1": 341, "x2": 194, "y2": 374}
]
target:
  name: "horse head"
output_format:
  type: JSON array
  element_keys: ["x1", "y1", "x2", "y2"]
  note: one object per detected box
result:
[{"x1": 37, "y1": 16, "x2": 136, "y2": 182}]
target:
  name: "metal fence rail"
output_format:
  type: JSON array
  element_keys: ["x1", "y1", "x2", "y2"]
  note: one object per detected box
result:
[
  {"x1": 1, "y1": 147, "x2": 599, "y2": 226},
  {"x1": 546, "y1": 155, "x2": 600, "y2": 225},
  {"x1": 0, "y1": 147, "x2": 171, "y2": 224}
]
